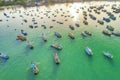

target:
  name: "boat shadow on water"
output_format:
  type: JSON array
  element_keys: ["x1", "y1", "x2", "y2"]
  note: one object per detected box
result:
[
  {"x1": 103, "y1": 56, "x2": 115, "y2": 66},
  {"x1": 84, "y1": 51, "x2": 94, "y2": 62},
  {"x1": 86, "y1": 54, "x2": 94, "y2": 62},
  {"x1": 39, "y1": 39, "x2": 47, "y2": 46},
  {"x1": 27, "y1": 69, "x2": 39, "y2": 80},
  {"x1": 50, "y1": 58, "x2": 60, "y2": 78},
  {"x1": 0, "y1": 58, "x2": 8, "y2": 63},
  {"x1": 24, "y1": 46, "x2": 34, "y2": 55}
]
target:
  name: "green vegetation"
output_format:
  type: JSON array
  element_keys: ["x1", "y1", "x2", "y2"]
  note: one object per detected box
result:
[
  {"x1": 0, "y1": 0, "x2": 34, "y2": 6},
  {"x1": 0, "y1": 0, "x2": 74, "y2": 6},
  {"x1": 0, "y1": 0, "x2": 116, "y2": 7}
]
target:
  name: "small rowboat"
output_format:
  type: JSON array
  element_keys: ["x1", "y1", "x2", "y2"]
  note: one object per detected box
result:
[
  {"x1": 30, "y1": 62, "x2": 39, "y2": 75},
  {"x1": 53, "y1": 52, "x2": 60, "y2": 64}
]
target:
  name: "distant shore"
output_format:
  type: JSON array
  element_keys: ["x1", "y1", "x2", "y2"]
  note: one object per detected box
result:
[{"x1": 0, "y1": 0, "x2": 119, "y2": 8}]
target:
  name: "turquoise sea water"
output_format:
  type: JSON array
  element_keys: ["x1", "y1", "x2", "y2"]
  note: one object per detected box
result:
[{"x1": 0, "y1": 2, "x2": 120, "y2": 80}]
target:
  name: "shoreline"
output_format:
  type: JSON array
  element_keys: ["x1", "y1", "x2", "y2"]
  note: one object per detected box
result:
[{"x1": 0, "y1": 1, "x2": 120, "y2": 9}]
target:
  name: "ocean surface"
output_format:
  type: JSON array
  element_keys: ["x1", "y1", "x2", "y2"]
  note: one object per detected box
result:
[{"x1": 0, "y1": 1, "x2": 120, "y2": 80}]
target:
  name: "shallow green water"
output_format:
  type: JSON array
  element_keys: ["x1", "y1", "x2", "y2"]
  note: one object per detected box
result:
[{"x1": 0, "y1": 2, "x2": 120, "y2": 80}]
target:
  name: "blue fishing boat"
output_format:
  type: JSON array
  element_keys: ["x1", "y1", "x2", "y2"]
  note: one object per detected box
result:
[
  {"x1": 103, "y1": 52, "x2": 113, "y2": 59},
  {"x1": 85, "y1": 47, "x2": 93, "y2": 56},
  {"x1": 0, "y1": 53, "x2": 9, "y2": 59},
  {"x1": 109, "y1": 15, "x2": 116, "y2": 20},
  {"x1": 51, "y1": 42, "x2": 62, "y2": 50},
  {"x1": 30, "y1": 62, "x2": 39, "y2": 75},
  {"x1": 3, "y1": 13, "x2": 7, "y2": 16},
  {"x1": 54, "y1": 32, "x2": 62, "y2": 38},
  {"x1": 103, "y1": 17, "x2": 110, "y2": 22},
  {"x1": 21, "y1": 30, "x2": 27, "y2": 36}
]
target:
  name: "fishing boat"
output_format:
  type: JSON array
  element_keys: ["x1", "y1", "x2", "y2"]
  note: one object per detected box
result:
[
  {"x1": 106, "y1": 25, "x2": 114, "y2": 31},
  {"x1": 102, "y1": 30, "x2": 112, "y2": 36},
  {"x1": 0, "y1": 53, "x2": 9, "y2": 59},
  {"x1": 84, "y1": 30, "x2": 92, "y2": 36},
  {"x1": 17, "y1": 34, "x2": 27, "y2": 41},
  {"x1": 103, "y1": 17, "x2": 110, "y2": 22},
  {"x1": 84, "y1": 16, "x2": 87, "y2": 20},
  {"x1": 81, "y1": 32, "x2": 87, "y2": 37},
  {"x1": 41, "y1": 25, "x2": 46, "y2": 29},
  {"x1": 75, "y1": 23, "x2": 80, "y2": 27},
  {"x1": 54, "y1": 32, "x2": 62, "y2": 38},
  {"x1": 89, "y1": 14, "x2": 96, "y2": 20},
  {"x1": 112, "y1": 32, "x2": 120, "y2": 36},
  {"x1": 83, "y1": 20, "x2": 88, "y2": 25},
  {"x1": 42, "y1": 33, "x2": 47, "y2": 42},
  {"x1": 91, "y1": 16, "x2": 96, "y2": 20},
  {"x1": 27, "y1": 41, "x2": 34, "y2": 49},
  {"x1": 21, "y1": 29, "x2": 27, "y2": 36},
  {"x1": 51, "y1": 42, "x2": 62, "y2": 50},
  {"x1": 109, "y1": 15, "x2": 116, "y2": 20},
  {"x1": 97, "y1": 20, "x2": 104, "y2": 25},
  {"x1": 103, "y1": 52, "x2": 113, "y2": 59},
  {"x1": 68, "y1": 32, "x2": 75, "y2": 39},
  {"x1": 85, "y1": 47, "x2": 93, "y2": 56},
  {"x1": 53, "y1": 52, "x2": 60, "y2": 64},
  {"x1": 30, "y1": 62, "x2": 39, "y2": 75},
  {"x1": 69, "y1": 25, "x2": 75, "y2": 30},
  {"x1": 23, "y1": 19, "x2": 27, "y2": 23}
]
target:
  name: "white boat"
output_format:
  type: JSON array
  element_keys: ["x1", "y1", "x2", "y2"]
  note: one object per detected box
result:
[
  {"x1": 0, "y1": 53, "x2": 9, "y2": 59},
  {"x1": 103, "y1": 52, "x2": 113, "y2": 59},
  {"x1": 85, "y1": 47, "x2": 93, "y2": 56}
]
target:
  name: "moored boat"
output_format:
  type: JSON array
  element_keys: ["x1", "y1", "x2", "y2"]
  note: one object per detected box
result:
[
  {"x1": 103, "y1": 52, "x2": 113, "y2": 59},
  {"x1": 97, "y1": 20, "x2": 104, "y2": 25},
  {"x1": 42, "y1": 33, "x2": 47, "y2": 42},
  {"x1": 0, "y1": 53, "x2": 9, "y2": 59},
  {"x1": 69, "y1": 25, "x2": 75, "y2": 30},
  {"x1": 112, "y1": 32, "x2": 120, "y2": 36},
  {"x1": 106, "y1": 25, "x2": 114, "y2": 31},
  {"x1": 30, "y1": 62, "x2": 39, "y2": 75},
  {"x1": 17, "y1": 34, "x2": 27, "y2": 41},
  {"x1": 68, "y1": 32, "x2": 75, "y2": 39},
  {"x1": 81, "y1": 32, "x2": 87, "y2": 37},
  {"x1": 102, "y1": 30, "x2": 112, "y2": 36},
  {"x1": 83, "y1": 20, "x2": 88, "y2": 25},
  {"x1": 85, "y1": 47, "x2": 93, "y2": 56},
  {"x1": 51, "y1": 42, "x2": 62, "y2": 50},
  {"x1": 84, "y1": 30, "x2": 92, "y2": 36},
  {"x1": 75, "y1": 23, "x2": 80, "y2": 27},
  {"x1": 103, "y1": 17, "x2": 110, "y2": 22},
  {"x1": 54, "y1": 32, "x2": 62, "y2": 38},
  {"x1": 21, "y1": 29, "x2": 27, "y2": 36},
  {"x1": 109, "y1": 15, "x2": 116, "y2": 20},
  {"x1": 27, "y1": 41, "x2": 34, "y2": 49},
  {"x1": 53, "y1": 52, "x2": 60, "y2": 64}
]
